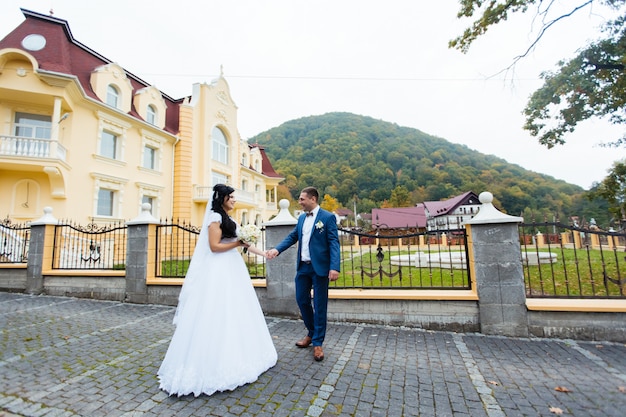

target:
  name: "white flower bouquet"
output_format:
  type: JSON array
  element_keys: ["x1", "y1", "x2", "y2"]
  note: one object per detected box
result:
[{"x1": 238, "y1": 224, "x2": 262, "y2": 246}]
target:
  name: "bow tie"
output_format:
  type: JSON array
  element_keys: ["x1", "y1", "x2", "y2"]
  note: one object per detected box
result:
[{"x1": 306, "y1": 212, "x2": 314, "y2": 217}]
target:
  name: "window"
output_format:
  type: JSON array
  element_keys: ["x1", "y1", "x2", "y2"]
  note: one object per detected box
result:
[
  {"x1": 143, "y1": 145, "x2": 156, "y2": 170},
  {"x1": 241, "y1": 153, "x2": 248, "y2": 166},
  {"x1": 212, "y1": 172, "x2": 228, "y2": 186},
  {"x1": 241, "y1": 179, "x2": 248, "y2": 191},
  {"x1": 106, "y1": 85, "x2": 119, "y2": 108},
  {"x1": 241, "y1": 212, "x2": 248, "y2": 225},
  {"x1": 212, "y1": 127, "x2": 228, "y2": 164},
  {"x1": 266, "y1": 188, "x2": 276, "y2": 203},
  {"x1": 97, "y1": 189, "x2": 115, "y2": 216},
  {"x1": 14, "y1": 112, "x2": 51, "y2": 139},
  {"x1": 146, "y1": 105, "x2": 157, "y2": 125},
  {"x1": 100, "y1": 131, "x2": 118, "y2": 159},
  {"x1": 254, "y1": 159, "x2": 260, "y2": 171}
]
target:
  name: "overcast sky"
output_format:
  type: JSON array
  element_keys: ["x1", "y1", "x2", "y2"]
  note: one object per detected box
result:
[{"x1": 2, "y1": 0, "x2": 622, "y2": 190}]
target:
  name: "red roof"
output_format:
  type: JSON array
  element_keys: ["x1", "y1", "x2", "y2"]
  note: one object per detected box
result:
[
  {"x1": 336, "y1": 208, "x2": 353, "y2": 216},
  {"x1": 0, "y1": 9, "x2": 181, "y2": 134},
  {"x1": 422, "y1": 191, "x2": 479, "y2": 217},
  {"x1": 249, "y1": 143, "x2": 283, "y2": 178},
  {"x1": 371, "y1": 206, "x2": 426, "y2": 228}
]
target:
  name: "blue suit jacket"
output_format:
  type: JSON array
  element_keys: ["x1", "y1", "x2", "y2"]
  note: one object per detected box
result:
[{"x1": 274, "y1": 208, "x2": 341, "y2": 277}]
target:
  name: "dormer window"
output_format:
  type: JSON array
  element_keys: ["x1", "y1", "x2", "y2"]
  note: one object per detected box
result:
[
  {"x1": 147, "y1": 105, "x2": 157, "y2": 125},
  {"x1": 106, "y1": 85, "x2": 119, "y2": 108},
  {"x1": 91, "y1": 64, "x2": 133, "y2": 113}
]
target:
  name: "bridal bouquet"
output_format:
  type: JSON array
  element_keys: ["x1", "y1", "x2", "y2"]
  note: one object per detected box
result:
[{"x1": 238, "y1": 224, "x2": 262, "y2": 251}]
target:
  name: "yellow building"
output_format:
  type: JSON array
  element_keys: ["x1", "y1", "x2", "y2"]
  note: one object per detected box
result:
[{"x1": 0, "y1": 9, "x2": 283, "y2": 227}]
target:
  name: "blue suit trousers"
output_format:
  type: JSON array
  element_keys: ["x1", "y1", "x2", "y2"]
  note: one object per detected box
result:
[{"x1": 295, "y1": 262, "x2": 329, "y2": 347}]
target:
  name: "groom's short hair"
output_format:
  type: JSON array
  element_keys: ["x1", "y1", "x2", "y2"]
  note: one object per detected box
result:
[{"x1": 302, "y1": 187, "x2": 319, "y2": 202}]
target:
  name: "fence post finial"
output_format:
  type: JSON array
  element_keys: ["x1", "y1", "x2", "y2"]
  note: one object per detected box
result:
[{"x1": 31, "y1": 206, "x2": 58, "y2": 225}]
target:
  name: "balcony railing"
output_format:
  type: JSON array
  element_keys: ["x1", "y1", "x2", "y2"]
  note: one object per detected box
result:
[{"x1": 0, "y1": 135, "x2": 67, "y2": 161}]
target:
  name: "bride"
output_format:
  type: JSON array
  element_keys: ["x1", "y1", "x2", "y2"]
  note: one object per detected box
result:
[{"x1": 157, "y1": 184, "x2": 277, "y2": 397}]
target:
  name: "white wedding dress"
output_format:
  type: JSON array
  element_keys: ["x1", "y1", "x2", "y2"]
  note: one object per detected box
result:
[{"x1": 157, "y1": 211, "x2": 277, "y2": 397}]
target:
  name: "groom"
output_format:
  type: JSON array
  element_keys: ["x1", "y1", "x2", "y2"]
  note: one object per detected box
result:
[{"x1": 267, "y1": 187, "x2": 340, "y2": 362}]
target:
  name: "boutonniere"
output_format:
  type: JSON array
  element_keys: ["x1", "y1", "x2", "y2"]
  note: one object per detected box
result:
[{"x1": 315, "y1": 220, "x2": 324, "y2": 232}]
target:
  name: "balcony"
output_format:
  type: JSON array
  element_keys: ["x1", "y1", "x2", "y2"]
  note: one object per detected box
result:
[
  {"x1": 0, "y1": 135, "x2": 68, "y2": 198},
  {"x1": 0, "y1": 135, "x2": 67, "y2": 162}
]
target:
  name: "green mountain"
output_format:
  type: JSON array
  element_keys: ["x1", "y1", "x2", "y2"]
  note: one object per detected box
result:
[{"x1": 251, "y1": 112, "x2": 606, "y2": 224}]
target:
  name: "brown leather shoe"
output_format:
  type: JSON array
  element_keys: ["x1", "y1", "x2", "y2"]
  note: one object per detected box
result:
[
  {"x1": 313, "y1": 346, "x2": 324, "y2": 362},
  {"x1": 295, "y1": 336, "x2": 312, "y2": 348}
]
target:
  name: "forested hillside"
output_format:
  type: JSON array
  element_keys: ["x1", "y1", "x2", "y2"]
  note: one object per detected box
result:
[{"x1": 251, "y1": 112, "x2": 606, "y2": 224}]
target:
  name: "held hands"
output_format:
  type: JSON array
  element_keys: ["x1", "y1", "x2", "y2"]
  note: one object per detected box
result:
[{"x1": 266, "y1": 248, "x2": 279, "y2": 259}]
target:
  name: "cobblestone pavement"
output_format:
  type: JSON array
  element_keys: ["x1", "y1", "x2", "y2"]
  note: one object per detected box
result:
[{"x1": 2, "y1": 292, "x2": 626, "y2": 417}]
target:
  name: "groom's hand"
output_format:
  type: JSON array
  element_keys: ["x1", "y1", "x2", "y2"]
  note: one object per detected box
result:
[
  {"x1": 329, "y1": 270, "x2": 339, "y2": 281},
  {"x1": 266, "y1": 248, "x2": 279, "y2": 259}
]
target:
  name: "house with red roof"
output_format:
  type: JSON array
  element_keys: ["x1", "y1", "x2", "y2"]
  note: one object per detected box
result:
[
  {"x1": 422, "y1": 191, "x2": 480, "y2": 231},
  {"x1": 369, "y1": 191, "x2": 480, "y2": 234}
]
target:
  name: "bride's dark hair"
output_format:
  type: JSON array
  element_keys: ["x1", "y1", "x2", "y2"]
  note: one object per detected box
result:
[{"x1": 211, "y1": 184, "x2": 237, "y2": 238}]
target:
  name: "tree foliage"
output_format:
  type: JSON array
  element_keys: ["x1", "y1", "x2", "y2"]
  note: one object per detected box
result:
[
  {"x1": 450, "y1": 0, "x2": 626, "y2": 148},
  {"x1": 320, "y1": 194, "x2": 340, "y2": 213},
  {"x1": 588, "y1": 161, "x2": 626, "y2": 226},
  {"x1": 251, "y1": 112, "x2": 611, "y2": 227}
]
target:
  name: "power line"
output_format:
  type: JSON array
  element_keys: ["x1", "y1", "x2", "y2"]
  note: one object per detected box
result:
[{"x1": 139, "y1": 73, "x2": 540, "y2": 82}]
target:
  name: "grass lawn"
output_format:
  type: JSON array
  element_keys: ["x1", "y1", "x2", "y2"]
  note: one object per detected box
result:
[{"x1": 523, "y1": 247, "x2": 625, "y2": 297}]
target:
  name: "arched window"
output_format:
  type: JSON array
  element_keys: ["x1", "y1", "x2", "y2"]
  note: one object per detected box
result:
[
  {"x1": 212, "y1": 127, "x2": 228, "y2": 164},
  {"x1": 146, "y1": 104, "x2": 157, "y2": 125},
  {"x1": 106, "y1": 85, "x2": 119, "y2": 108},
  {"x1": 241, "y1": 153, "x2": 248, "y2": 167}
]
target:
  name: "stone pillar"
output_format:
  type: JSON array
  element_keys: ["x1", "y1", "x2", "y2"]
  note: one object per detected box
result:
[
  {"x1": 535, "y1": 232, "x2": 545, "y2": 246},
  {"x1": 125, "y1": 203, "x2": 159, "y2": 304},
  {"x1": 26, "y1": 207, "x2": 58, "y2": 295},
  {"x1": 263, "y1": 199, "x2": 300, "y2": 317},
  {"x1": 608, "y1": 229, "x2": 616, "y2": 249},
  {"x1": 467, "y1": 192, "x2": 528, "y2": 337},
  {"x1": 590, "y1": 233, "x2": 600, "y2": 249}
]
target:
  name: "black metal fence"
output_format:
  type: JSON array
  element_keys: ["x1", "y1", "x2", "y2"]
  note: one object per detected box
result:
[
  {"x1": 151, "y1": 222, "x2": 470, "y2": 288},
  {"x1": 155, "y1": 220, "x2": 200, "y2": 278},
  {"x1": 52, "y1": 220, "x2": 127, "y2": 270},
  {"x1": 0, "y1": 217, "x2": 30, "y2": 263},
  {"x1": 14, "y1": 215, "x2": 626, "y2": 298},
  {"x1": 333, "y1": 227, "x2": 471, "y2": 289},
  {"x1": 155, "y1": 220, "x2": 267, "y2": 279},
  {"x1": 519, "y1": 221, "x2": 626, "y2": 298}
]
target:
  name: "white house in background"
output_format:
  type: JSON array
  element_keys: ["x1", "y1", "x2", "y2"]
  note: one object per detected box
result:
[{"x1": 422, "y1": 191, "x2": 480, "y2": 232}]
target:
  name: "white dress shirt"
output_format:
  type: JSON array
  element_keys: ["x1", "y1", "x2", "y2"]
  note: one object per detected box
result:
[{"x1": 300, "y1": 206, "x2": 319, "y2": 262}]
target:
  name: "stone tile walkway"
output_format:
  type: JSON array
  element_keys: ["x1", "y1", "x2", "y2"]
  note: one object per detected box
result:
[{"x1": 1, "y1": 292, "x2": 626, "y2": 416}]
